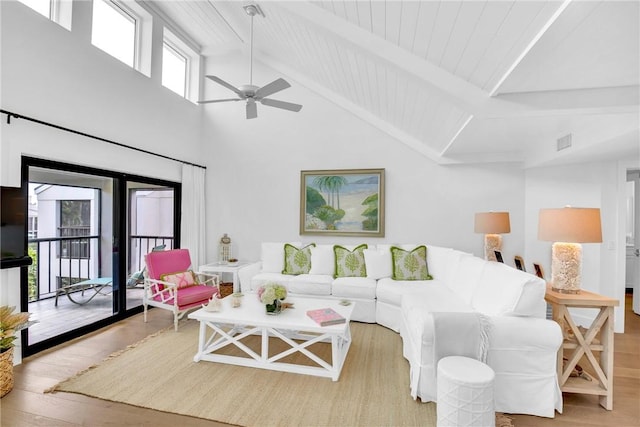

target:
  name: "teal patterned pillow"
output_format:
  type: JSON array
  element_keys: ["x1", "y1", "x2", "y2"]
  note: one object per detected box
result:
[
  {"x1": 334, "y1": 244, "x2": 368, "y2": 278},
  {"x1": 390, "y1": 246, "x2": 433, "y2": 280},
  {"x1": 282, "y1": 243, "x2": 315, "y2": 275}
]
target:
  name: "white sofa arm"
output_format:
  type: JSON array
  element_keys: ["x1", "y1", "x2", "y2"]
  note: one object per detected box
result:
[{"x1": 238, "y1": 262, "x2": 262, "y2": 293}]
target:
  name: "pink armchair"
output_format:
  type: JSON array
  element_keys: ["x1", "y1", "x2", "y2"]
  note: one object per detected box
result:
[{"x1": 143, "y1": 249, "x2": 219, "y2": 330}]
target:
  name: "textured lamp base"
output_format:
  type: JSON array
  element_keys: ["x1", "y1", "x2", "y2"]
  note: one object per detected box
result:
[
  {"x1": 551, "y1": 242, "x2": 582, "y2": 294},
  {"x1": 484, "y1": 234, "x2": 502, "y2": 262}
]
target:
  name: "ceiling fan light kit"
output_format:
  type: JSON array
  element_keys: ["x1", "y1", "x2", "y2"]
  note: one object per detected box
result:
[{"x1": 198, "y1": 3, "x2": 302, "y2": 119}]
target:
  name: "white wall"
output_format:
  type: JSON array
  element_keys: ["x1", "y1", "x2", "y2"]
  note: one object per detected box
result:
[
  {"x1": 201, "y1": 55, "x2": 526, "y2": 266},
  {"x1": 525, "y1": 161, "x2": 630, "y2": 332},
  {"x1": 0, "y1": 1, "x2": 203, "y2": 185},
  {"x1": 0, "y1": 1, "x2": 206, "y2": 362}
]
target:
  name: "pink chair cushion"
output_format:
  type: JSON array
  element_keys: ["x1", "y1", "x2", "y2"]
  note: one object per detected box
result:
[
  {"x1": 153, "y1": 284, "x2": 219, "y2": 308},
  {"x1": 146, "y1": 249, "x2": 192, "y2": 280}
]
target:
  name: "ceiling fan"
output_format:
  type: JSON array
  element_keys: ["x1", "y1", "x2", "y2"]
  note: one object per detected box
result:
[{"x1": 198, "y1": 4, "x2": 302, "y2": 119}]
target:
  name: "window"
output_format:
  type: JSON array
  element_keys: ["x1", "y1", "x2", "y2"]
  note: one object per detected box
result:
[
  {"x1": 162, "y1": 28, "x2": 200, "y2": 102},
  {"x1": 17, "y1": 0, "x2": 72, "y2": 30},
  {"x1": 59, "y1": 200, "x2": 91, "y2": 259},
  {"x1": 18, "y1": 0, "x2": 51, "y2": 18},
  {"x1": 162, "y1": 42, "x2": 187, "y2": 97},
  {"x1": 91, "y1": 0, "x2": 137, "y2": 68}
]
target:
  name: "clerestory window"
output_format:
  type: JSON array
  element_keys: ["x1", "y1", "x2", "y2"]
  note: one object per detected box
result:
[
  {"x1": 162, "y1": 28, "x2": 200, "y2": 101},
  {"x1": 91, "y1": 0, "x2": 137, "y2": 68},
  {"x1": 17, "y1": 0, "x2": 72, "y2": 30},
  {"x1": 162, "y1": 41, "x2": 188, "y2": 97}
]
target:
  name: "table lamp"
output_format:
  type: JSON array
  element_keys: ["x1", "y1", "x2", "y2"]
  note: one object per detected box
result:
[
  {"x1": 538, "y1": 207, "x2": 602, "y2": 294},
  {"x1": 474, "y1": 212, "x2": 511, "y2": 261}
]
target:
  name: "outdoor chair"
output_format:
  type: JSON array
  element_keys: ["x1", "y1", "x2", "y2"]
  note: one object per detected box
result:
[
  {"x1": 143, "y1": 248, "x2": 219, "y2": 331},
  {"x1": 126, "y1": 244, "x2": 166, "y2": 288}
]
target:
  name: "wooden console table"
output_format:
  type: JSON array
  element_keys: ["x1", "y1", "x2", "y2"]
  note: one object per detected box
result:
[{"x1": 545, "y1": 284, "x2": 619, "y2": 410}]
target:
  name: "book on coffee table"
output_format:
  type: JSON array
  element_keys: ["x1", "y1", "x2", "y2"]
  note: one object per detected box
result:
[{"x1": 306, "y1": 307, "x2": 346, "y2": 326}]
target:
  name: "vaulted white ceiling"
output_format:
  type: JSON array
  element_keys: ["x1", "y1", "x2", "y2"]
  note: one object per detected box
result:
[{"x1": 144, "y1": 0, "x2": 639, "y2": 167}]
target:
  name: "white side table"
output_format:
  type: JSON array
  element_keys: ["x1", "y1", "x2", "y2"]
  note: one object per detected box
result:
[{"x1": 199, "y1": 261, "x2": 256, "y2": 293}]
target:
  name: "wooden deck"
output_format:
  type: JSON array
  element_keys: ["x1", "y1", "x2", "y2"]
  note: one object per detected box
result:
[{"x1": 27, "y1": 286, "x2": 145, "y2": 344}]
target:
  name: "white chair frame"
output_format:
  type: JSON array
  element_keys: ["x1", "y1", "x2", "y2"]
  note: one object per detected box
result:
[{"x1": 143, "y1": 272, "x2": 219, "y2": 331}]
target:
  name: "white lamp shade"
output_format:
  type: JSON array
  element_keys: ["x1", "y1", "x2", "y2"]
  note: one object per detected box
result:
[
  {"x1": 474, "y1": 212, "x2": 511, "y2": 234},
  {"x1": 538, "y1": 207, "x2": 602, "y2": 243}
]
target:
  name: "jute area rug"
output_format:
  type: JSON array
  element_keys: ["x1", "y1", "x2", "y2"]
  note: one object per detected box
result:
[{"x1": 47, "y1": 320, "x2": 513, "y2": 427}]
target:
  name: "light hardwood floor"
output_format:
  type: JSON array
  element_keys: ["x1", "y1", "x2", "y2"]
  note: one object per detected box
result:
[{"x1": 1, "y1": 296, "x2": 639, "y2": 426}]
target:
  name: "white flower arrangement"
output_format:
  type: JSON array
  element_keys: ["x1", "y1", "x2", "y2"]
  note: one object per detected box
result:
[{"x1": 257, "y1": 282, "x2": 287, "y2": 304}]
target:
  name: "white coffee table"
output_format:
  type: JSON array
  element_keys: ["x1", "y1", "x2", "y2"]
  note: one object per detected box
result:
[{"x1": 188, "y1": 296, "x2": 354, "y2": 381}]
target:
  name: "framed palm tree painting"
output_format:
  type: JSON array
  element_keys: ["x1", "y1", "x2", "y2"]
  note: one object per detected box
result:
[{"x1": 300, "y1": 169, "x2": 385, "y2": 237}]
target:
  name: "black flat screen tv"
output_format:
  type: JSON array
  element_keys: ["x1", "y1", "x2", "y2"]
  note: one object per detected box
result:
[{"x1": 1, "y1": 186, "x2": 32, "y2": 269}]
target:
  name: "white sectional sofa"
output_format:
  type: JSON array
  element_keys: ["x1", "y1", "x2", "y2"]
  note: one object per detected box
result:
[{"x1": 238, "y1": 242, "x2": 563, "y2": 418}]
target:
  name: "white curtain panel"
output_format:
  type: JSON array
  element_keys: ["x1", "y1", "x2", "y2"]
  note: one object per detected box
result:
[{"x1": 180, "y1": 164, "x2": 206, "y2": 269}]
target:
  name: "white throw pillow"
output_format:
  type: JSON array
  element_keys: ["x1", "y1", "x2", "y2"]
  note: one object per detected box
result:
[
  {"x1": 261, "y1": 242, "x2": 301, "y2": 273},
  {"x1": 309, "y1": 245, "x2": 335, "y2": 275},
  {"x1": 425, "y1": 246, "x2": 452, "y2": 281},
  {"x1": 363, "y1": 248, "x2": 392, "y2": 279}
]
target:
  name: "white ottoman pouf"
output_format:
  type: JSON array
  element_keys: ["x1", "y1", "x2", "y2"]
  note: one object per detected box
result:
[{"x1": 437, "y1": 356, "x2": 495, "y2": 427}]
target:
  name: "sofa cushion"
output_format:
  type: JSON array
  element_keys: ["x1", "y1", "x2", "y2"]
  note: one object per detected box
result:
[
  {"x1": 309, "y1": 244, "x2": 335, "y2": 275},
  {"x1": 425, "y1": 246, "x2": 453, "y2": 281},
  {"x1": 332, "y1": 277, "x2": 377, "y2": 299},
  {"x1": 283, "y1": 243, "x2": 315, "y2": 275},
  {"x1": 261, "y1": 242, "x2": 301, "y2": 273},
  {"x1": 363, "y1": 248, "x2": 392, "y2": 279},
  {"x1": 471, "y1": 261, "x2": 546, "y2": 316},
  {"x1": 153, "y1": 283, "x2": 218, "y2": 307},
  {"x1": 390, "y1": 246, "x2": 433, "y2": 280},
  {"x1": 334, "y1": 244, "x2": 368, "y2": 278},
  {"x1": 289, "y1": 274, "x2": 333, "y2": 296},
  {"x1": 377, "y1": 277, "x2": 447, "y2": 306},
  {"x1": 250, "y1": 272, "x2": 294, "y2": 292}
]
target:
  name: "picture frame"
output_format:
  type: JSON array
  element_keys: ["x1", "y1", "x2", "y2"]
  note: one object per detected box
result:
[
  {"x1": 514, "y1": 255, "x2": 525, "y2": 271},
  {"x1": 494, "y1": 250, "x2": 504, "y2": 263},
  {"x1": 300, "y1": 169, "x2": 385, "y2": 237}
]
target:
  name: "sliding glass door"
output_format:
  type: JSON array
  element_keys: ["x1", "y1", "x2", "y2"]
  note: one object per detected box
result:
[
  {"x1": 22, "y1": 157, "x2": 180, "y2": 355},
  {"x1": 125, "y1": 184, "x2": 175, "y2": 311}
]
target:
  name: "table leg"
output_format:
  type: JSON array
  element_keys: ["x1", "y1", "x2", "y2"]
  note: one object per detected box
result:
[
  {"x1": 232, "y1": 271, "x2": 239, "y2": 293},
  {"x1": 551, "y1": 302, "x2": 566, "y2": 384},
  {"x1": 194, "y1": 321, "x2": 207, "y2": 362},
  {"x1": 599, "y1": 306, "x2": 614, "y2": 410}
]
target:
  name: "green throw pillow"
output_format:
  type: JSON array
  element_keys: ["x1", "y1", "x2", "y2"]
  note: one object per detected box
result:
[
  {"x1": 390, "y1": 246, "x2": 433, "y2": 280},
  {"x1": 282, "y1": 243, "x2": 315, "y2": 275},
  {"x1": 334, "y1": 244, "x2": 368, "y2": 278}
]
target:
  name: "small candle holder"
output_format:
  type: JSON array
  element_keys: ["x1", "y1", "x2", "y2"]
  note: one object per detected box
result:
[{"x1": 231, "y1": 292, "x2": 243, "y2": 308}]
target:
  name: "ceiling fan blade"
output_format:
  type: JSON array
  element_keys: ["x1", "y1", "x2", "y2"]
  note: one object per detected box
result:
[
  {"x1": 206, "y1": 75, "x2": 244, "y2": 97},
  {"x1": 198, "y1": 98, "x2": 242, "y2": 104},
  {"x1": 255, "y1": 78, "x2": 291, "y2": 99},
  {"x1": 260, "y1": 98, "x2": 303, "y2": 112},
  {"x1": 246, "y1": 99, "x2": 258, "y2": 119}
]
